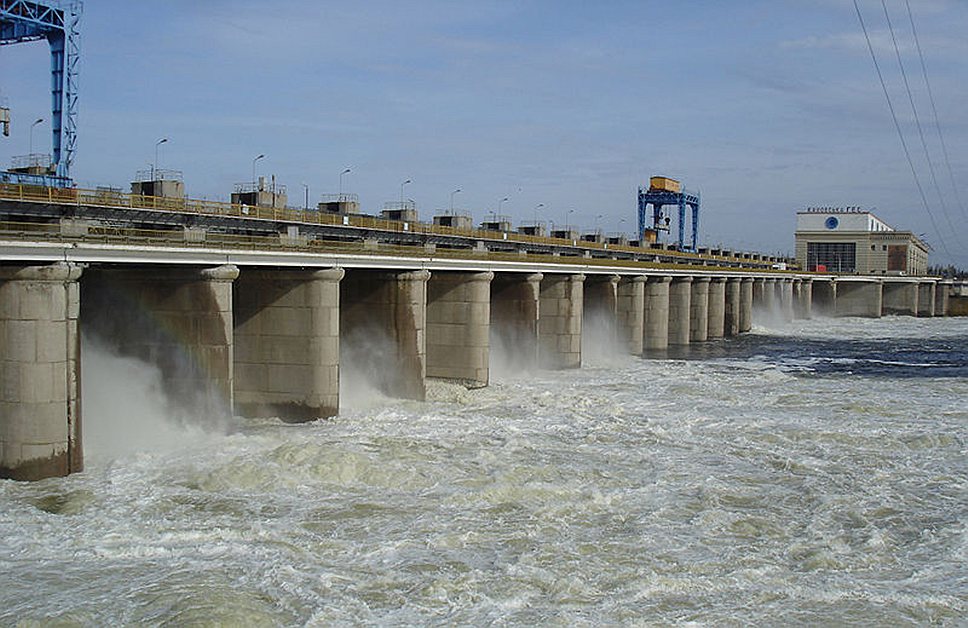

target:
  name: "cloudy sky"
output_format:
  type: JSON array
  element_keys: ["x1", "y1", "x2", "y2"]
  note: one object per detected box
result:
[{"x1": 2, "y1": 0, "x2": 967, "y2": 265}]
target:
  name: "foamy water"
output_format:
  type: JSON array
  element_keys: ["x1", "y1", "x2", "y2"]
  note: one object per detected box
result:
[{"x1": 1, "y1": 315, "x2": 966, "y2": 624}]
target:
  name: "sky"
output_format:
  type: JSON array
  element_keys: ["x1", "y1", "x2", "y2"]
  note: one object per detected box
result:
[{"x1": 2, "y1": 0, "x2": 967, "y2": 265}]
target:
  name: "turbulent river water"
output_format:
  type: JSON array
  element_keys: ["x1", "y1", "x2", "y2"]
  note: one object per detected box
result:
[{"x1": 1, "y1": 314, "x2": 966, "y2": 625}]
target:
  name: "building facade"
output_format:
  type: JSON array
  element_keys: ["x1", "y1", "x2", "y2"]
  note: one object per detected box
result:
[{"x1": 795, "y1": 208, "x2": 929, "y2": 275}]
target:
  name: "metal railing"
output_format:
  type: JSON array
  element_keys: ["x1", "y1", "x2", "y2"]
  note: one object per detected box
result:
[{"x1": 0, "y1": 182, "x2": 796, "y2": 269}]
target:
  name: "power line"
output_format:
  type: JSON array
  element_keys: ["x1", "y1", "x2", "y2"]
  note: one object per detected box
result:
[
  {"x1": 881, "y1": 0, "x2": 960, "y2": 242},
  {"x1": 851, "y1": 0, "x2": 948, "y2": 255},
  {"x1": 905, "y1": 0, "x2": 968, "y2": 221}
]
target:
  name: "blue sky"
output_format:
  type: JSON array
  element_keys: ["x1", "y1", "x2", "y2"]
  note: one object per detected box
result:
[{"x1": 2, "y1": 0, "x2": 967, "y2": 265}]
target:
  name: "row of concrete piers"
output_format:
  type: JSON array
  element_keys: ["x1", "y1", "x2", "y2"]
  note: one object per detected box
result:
[{"x1": 0, "y1": 263, "x2": 953, "y2": 480}]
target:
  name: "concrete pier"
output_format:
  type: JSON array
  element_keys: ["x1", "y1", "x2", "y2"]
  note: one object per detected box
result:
[
  {"x1": 490, "y1": 273, "x2": 542, "y2": 370},
  {"x1": 813, "y1": 279, "x2": 835, "y2": 316},
  {"x1": 935, "y1": 281, "x2": 951, "y2": 316},
  {"x1": 82, "y1": 264, "x2": 239, "y2": 419},
  {"x1": 739, "y1": 278, "x2": 753, "y2": 333},
  {"x1": 668, "y1": 276, "x2": 693, "y2": 346},
  {"x1": 0, "y1": 263, "x2": 83, "y2": 480},
  {"x1": 616, "y1": 276, "x2": 645, "y2": 355},
  {"x1": 340, "y1": 270, "x2": 429, "y2": 400},
  {"x1": 644, "y1": 276, "x2": 671, "y2": 352},
  {"x1": 834, "y1": 279, "x2": 882, "y2": 318},
  {"x1": 882, "y1": 279, "x2": 918, "y2": 317},
  {"x1": 724, "y1": 278, "x2": 741, "y2": 336},
  {"x1": 426, "y1": 271, "x2": 493, "y2": 387},
  {"x1": 689, "y1": 277, "x2": 711, "y2": 342},
  {"x1": 539, "y1": 274, "x2": 584, "y2": 369},
  {"x1": 234, "y1": 268, "x2": 343, "y2": 421},
  {"x1": 707, "y1": 277, "x2": 726, "y2": 340},
  {"x1": 917, "y1": 282, "x2": 935, "y2": 317}
]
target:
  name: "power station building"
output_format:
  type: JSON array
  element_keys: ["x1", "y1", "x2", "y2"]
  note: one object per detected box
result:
[{"x1": 795, "y1": 208, "x2": 929, "y2": 275}]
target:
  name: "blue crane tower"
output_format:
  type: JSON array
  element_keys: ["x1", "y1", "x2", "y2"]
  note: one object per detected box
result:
[
  {"x1": 0, "y1": 0, "x2": 82, "y2": 183},
  {"x1": 637, "y1": 176, "x2": 701, "y2": 251}
]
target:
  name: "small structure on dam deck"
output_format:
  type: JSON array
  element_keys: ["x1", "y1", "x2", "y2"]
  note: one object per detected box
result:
[
  {"x1": 131, "y1": 168, "x2": 185, "y2": 199},
  {"x1": 381, "y1": 200, "x2": 418, "y2": 223},
  {"x1": 318, "y1": 193, "x2": 361, "y2": 215},
  {"x1": 480, "y1": 214, "x2": 512, "y2": 233},
  {"x1": 434, "y1": 211, "x2": 473, "y2": 230},
  {"x1": 795, "y1": 207, "x2": 929, "y2": 275},
  {"x1": 232, "y1": 176, "x2": 288, "y2": 210}
]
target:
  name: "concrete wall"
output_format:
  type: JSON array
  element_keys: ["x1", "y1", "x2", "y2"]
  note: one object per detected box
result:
[
  {"x1": 794, "y1": 279, "x2": 813, "y2": 319},
  {"x1": 780, "y1": 279, "x2": 794, "y2": 321},
  {"x1": 340, "y1": 270, "x2": 429, "y2": 400},
  {"x1": 813, "y1": 280, "x2": 835, "y2": 316},
  {"x1": 616, "y1": 276, "x2": 645, "y2": 355},
  {"x1": 539, "y1": 274, "x2": 584, "y2": 369},
  {"x1": 81, "y1": 265, "x2": 238, "y2": 420},
  {"x1": 882, "y1": 280, "x2": 918, "y2": 317},
  {"x1": 917, "y1": 282, "x2": 935, "y2": 317},
  {"x1": 834, "y1": 279, "x2": 882, "y2": 318},
  {"x1": 644, "y1": 276, "x2": 671, "y2": 352},
  {"x1": 0, "y1": 263, "x2": 83, "y2": 481},
  {"x1": 936, "y1": 282, "x2": 952, "y2": 316},
  {"x1": 426, "y1": 271, "x2": 493, "y2": 387},
  {"x1": 668, "y1": 276, "x2": 692, "y2": 346},
  {"x1": 490, "y1": 273, "x2": 541, "y2": 371},
  {"x1": 234, "y1": 268, "x2": 343, "y2": 422}
]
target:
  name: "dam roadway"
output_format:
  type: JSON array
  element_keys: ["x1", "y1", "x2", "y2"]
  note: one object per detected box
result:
[{"x1": 0, "y1": 189, "x2": 958, "y2": 481}]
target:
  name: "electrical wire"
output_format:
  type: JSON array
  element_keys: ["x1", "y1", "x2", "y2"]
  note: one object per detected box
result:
[
  {"x1": 905, "y1": 0, "x2": 968, "y2": 222},
  {"x1": 881, "y1": 0, "x2": 960, "y2": 242},
  {"x1": 851, "y1": 0, "x2": 949, "y2": 255}
]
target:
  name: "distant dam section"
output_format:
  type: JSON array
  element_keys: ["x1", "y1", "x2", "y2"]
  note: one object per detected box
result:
[{"x1": 0, "y1": 235, "x2": 961, "y2": 481}]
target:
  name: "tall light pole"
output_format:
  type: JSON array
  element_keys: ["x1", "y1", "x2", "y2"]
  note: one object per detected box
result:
[
  {"x1": 498, "y1": 196, "x2": 509, "y2": 214},
  {"x1": 567, "y1": 208, "x2": 575, "y2": 230},
  {"x1": 252, "y1": 153, "x2": 265, "y2": 187},
  {"x1": 153, "y1": 137, "x2": 168, "y2": 180},
  {"x1": 400, "y1": 178, "x2": 412, "y2": 204},
  {"x1": 450, "y1": 188, "x2": 461, "y2": 213},
  {"x1": 339, "y1": 168, "x2": 351, "y2": 199},
  {"x1": 29, "y1": 117, "x2": 43, "y2": 158},
  {"x1": 302, "y1": 183, "x2": 309, "y2": 211},
  {"x1": 533, "y1": 202, "x2": 545, "y2": 225}
]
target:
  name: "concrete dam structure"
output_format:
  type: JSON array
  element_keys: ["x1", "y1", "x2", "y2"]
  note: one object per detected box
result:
[{"x1": 0, "y1": 247, "x2": 957, "y2": 481}]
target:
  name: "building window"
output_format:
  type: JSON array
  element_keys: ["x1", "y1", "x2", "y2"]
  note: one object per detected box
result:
[
  {"x1": 871, "y1": 245, "x2": 876, "y2": 250},
  {"x1": 807, "y1": 242, "x2": 856, "y2": 272}
]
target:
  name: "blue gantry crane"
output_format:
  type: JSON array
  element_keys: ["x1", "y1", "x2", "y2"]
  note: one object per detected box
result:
[
  {"x1": 1, "y1": 0, "x2": 81, "y2": 184},
  {"x1": 637, "y1": 175, "x2": 701, "y2": 251}
]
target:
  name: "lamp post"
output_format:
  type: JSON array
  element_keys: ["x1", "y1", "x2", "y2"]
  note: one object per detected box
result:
[
  {"x1": 567, "y1": 208, "x2": 575, "y2": 230},
  {"x1": 339, "y1": 168, "x2": 351, "y2": 200},
  {"x1": 302, "y1": 183, "x2": 309, "y2": 211},
  {"x1": 450, "y1": 188, "x2": 461, "y2": 213},
  {"x1": 498, "y1": 196, "x2": 509, "y2": 214},
  {"x1": 533, "y1": 203, "x2": 545, "y2": 225},
  {"x1": 252, "y1": 154, "x2": 265, "y2": 187},
  {"x1": 153, "y1": 137, "x2": 168, "y2": 180},
  {"x1": 29, "y1": 117, "x2": 43, "y2": 159},
  {"x1": 400, "y1": 179, "x2": 412, "y2": 205}
]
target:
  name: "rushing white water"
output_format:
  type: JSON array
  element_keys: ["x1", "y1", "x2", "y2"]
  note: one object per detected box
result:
[{"x1": 1, "y1": 316, "x2": 966, "y2": 624}]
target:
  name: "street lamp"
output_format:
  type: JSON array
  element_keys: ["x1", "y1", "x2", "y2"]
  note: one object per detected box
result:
[
  {"x1": 401, "y1": 178, "x2": 412, "y2": 204},
  {"x1": 302, "y1": 183, "x2": 309, "y2": 211},
  {"x1": 567, "y1": 208, "x2": 575, "y2": 229},
  {"x1": 450, "y1": 188, "x2": 461, "y2": 213},
  {"x1": 498, "y1": 196, "x2": 509, "y2": 214},
  {"x1": 153, "y1": 137, "x2": 168, "y2": 180},
  {"x1": 28, "y1": 117, "x2": 43, "y2": 158},
  {"x1": 252, "y1": 154, "x2": 265, "y2": 186},
  {"x1": 339, "y1": 168, "x2": 351, "y2": 200},
  {"x1": 533, "y1": 203, "x2": 545, "y2": 224}
]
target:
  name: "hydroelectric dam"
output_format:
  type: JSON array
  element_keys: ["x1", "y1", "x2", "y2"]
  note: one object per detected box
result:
[{"x1": 0, "y1": 187, "x2": 959, "y2": 481}]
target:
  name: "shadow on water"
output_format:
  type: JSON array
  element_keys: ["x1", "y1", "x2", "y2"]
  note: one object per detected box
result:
[{"x1": 657, "y1": 333, "x2": 968, "y2": 379}]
